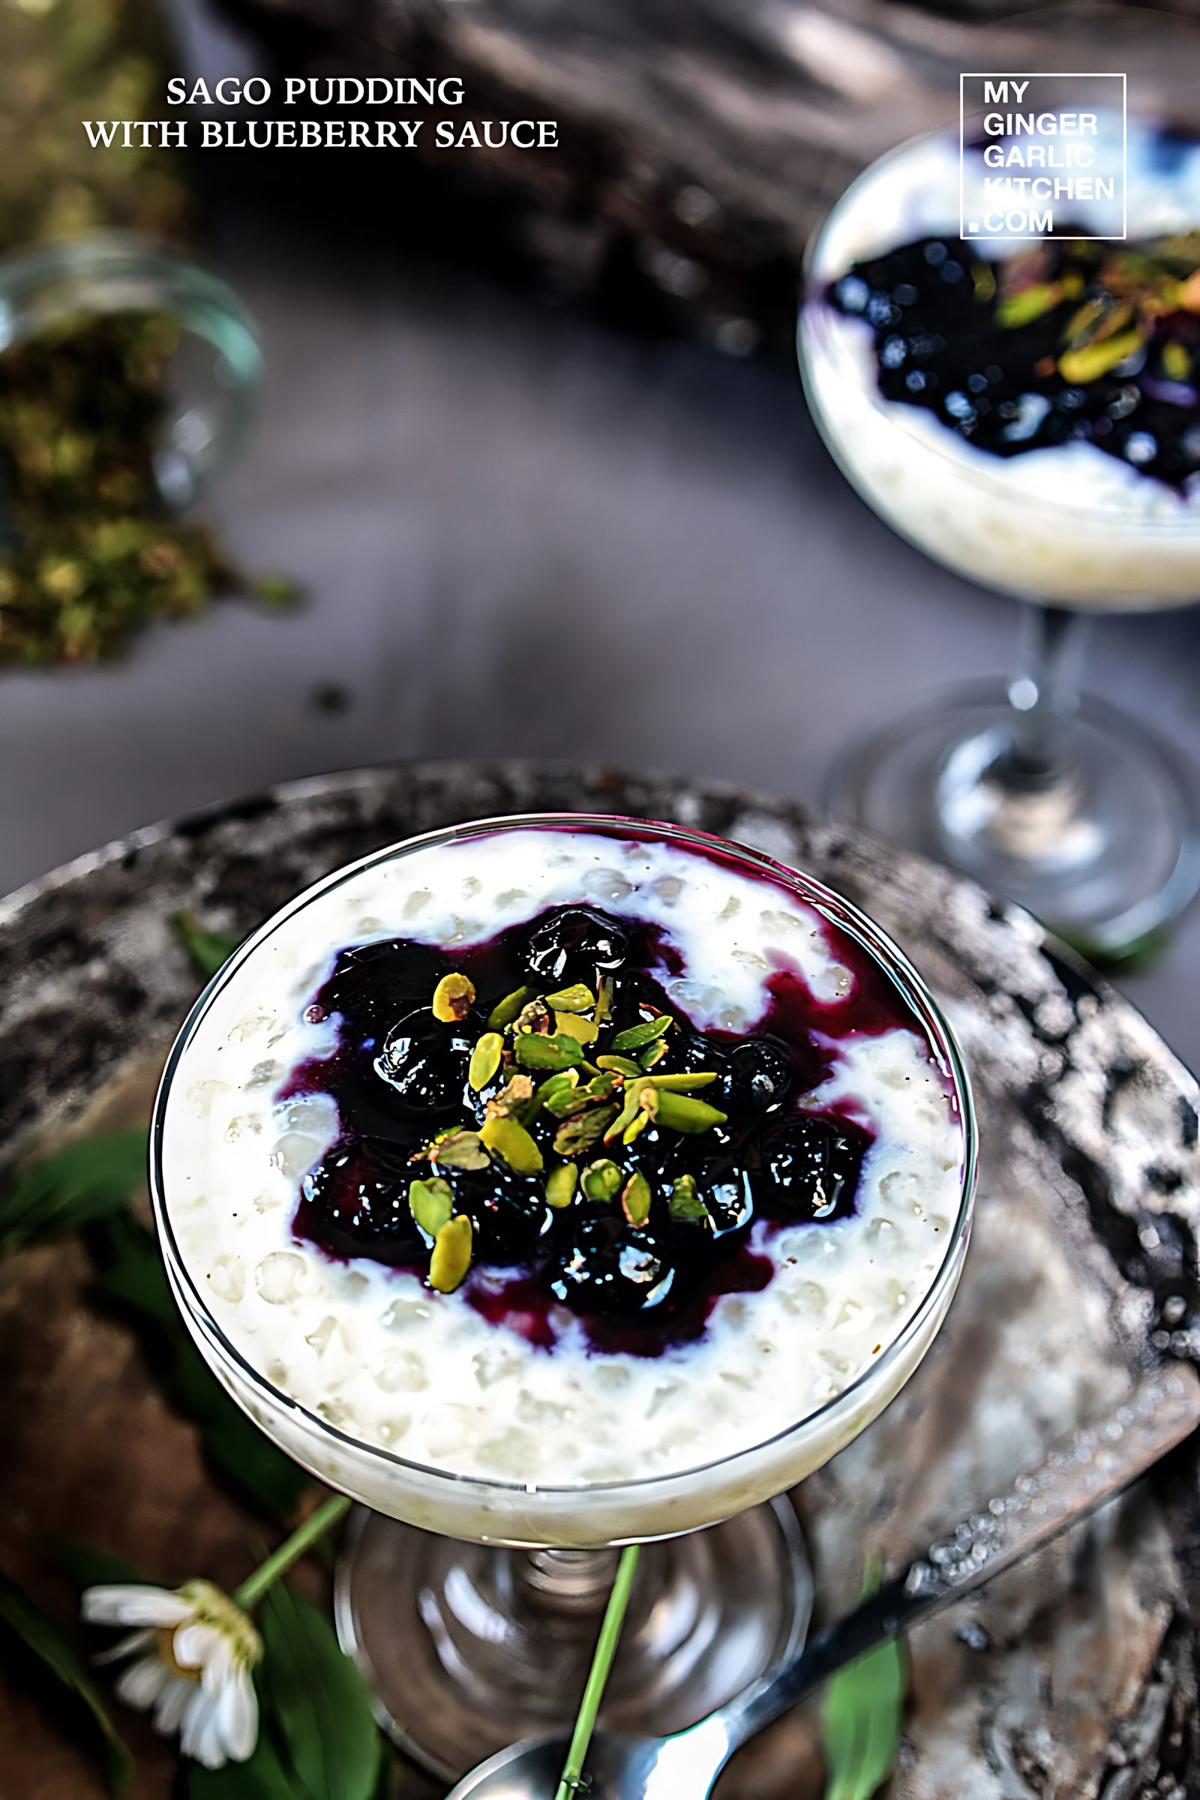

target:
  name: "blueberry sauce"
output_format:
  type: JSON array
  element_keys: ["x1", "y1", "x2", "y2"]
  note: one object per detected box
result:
[
  {"x1": 281, "y1": 900, "x2": 920, "y2": 1356},
  {"x1": 830, "y1": 232, "x2": 1200, "y2": 491}
]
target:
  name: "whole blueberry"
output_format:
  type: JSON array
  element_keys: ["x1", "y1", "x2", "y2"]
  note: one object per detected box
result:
[
  {"x1": 373, "y1": 1008, "x2": 471, "y2": 1112},
  {"x1": 720, "y1": 1040, "x2": 793, "y2": 1116},
  {"x1": 550, "y1": 1212, "x2": 675, "y2": 1315},
  {"x1": 524, "y1": 908, "x2": 630, "y2": 986},
  {"x1": 752, "y1": 1116, "x2": 865, "y2": 1221},
  {"x1": 450, "y1": 1165, "x2": 553, "y2": 1264},
  {"x1": 300, "y1": 1139, "x2": 426, "y2": 1264}
]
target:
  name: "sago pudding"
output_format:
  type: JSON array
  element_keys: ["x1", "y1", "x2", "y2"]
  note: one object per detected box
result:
[
  {"x1": 153, "y1": 817, "x2": 972, "y2": 1543},
  {"x1": 800, "y1": 119, "x2": 1200, "y2": 608}
]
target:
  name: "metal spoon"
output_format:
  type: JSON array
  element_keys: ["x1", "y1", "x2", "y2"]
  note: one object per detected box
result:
[{"x1": 447, "y1": 1365, "x2": 1200, "y2": 1800}]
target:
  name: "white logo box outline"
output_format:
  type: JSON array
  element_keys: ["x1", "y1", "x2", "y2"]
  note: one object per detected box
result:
[{"x1": 958, "y1": 71, "x2": 1127, "y2": 242}]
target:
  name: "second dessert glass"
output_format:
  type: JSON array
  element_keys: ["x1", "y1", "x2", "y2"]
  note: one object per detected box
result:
[
  {"x1": 799, "y1": 122, "x2": 1200, "y2": 954},
  {"x1": 150, "y1": 813, "x2": 977, "y2": 1780}
]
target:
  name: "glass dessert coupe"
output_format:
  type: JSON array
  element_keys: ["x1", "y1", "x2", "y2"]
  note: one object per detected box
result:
[
  {"x1": 799, "y1": 118, "x2": 1200, "y2": 953},
  {"x1": 149, "y1": 813, "x2": 976, "y2": 1779}
]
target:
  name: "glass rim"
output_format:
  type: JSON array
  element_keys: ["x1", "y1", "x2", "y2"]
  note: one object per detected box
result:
[
  {"x1": 150, "y1": 810, "x2": 979, "y2": 1501},
  {"x1": 797, "y1": 118, "x2": 1200, "y2": 532}
]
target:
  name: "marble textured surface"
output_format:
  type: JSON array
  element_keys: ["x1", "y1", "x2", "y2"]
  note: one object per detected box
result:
[{"x1": 1, "y1": 760, "x2": 1199, "y2": 1798}]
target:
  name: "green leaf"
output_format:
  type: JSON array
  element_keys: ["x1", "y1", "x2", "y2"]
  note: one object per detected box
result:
[
  {"x1": 0, "y1": 1128, "x2": 147, "y2": 1254},
  {"x1": 88, "y1": 1215, "x2": 308, "y2": 1520},
  {"x1": 0, "y1": 1569, "x2": 131, "y2": 1790},
  {"x1": 188, "y1": 1705, "x2": 297, "y2": 1800},
  {"x1": 173, "y1": 910, "x2": 242, "y2": 980},
  {"x1": 822, "y1": 1562, "x2": 906, "y2": 1800},
  {"x1": 258, "y1": 1583, "x2": 381, "y2": 1800},
  {"x1": 49, "y1": 1538, "x2": 146, "y2": 1594}
]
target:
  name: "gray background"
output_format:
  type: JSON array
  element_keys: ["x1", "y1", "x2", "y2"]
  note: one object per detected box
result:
[{"x1": 4, "y1": 0, "x2": 1198, "y2": 1069}]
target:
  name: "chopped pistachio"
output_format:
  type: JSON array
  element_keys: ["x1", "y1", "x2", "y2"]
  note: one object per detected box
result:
[
  {"x1": 596, "y1": 1055, "x2": 641, "y2": 1077},
  {"x1": 432, "y1": 972, "x2": 476, "y2": 1023},
  {"x1": 487, "y1": 985, "x2": 533, "y2": 1031},
  {"x1": 621, "y1": 1170, "x2": 652, "y2": 1228},
  {"x1": 669, "y1": 1174, "x2": 710, "y2": 1224},
  {"x1": 546, "y1": 1164, "x2": 578, "y2": 1210},
  {"x1": 480, "y1": 1115, "x2": 544, "y2": 1174},
  {"x1": 554, "y1": 1010, "x2": 600, "y2": 1046},
  {"x1": 514, "y1": 998, "x2": 553, "y2": 1036},
  {"x1": 970, "y1": 261, "x2": 996, "y2": 304},
  {"x1": 622, "y1": 1111, "x2": 652, "y2": 1147},
  {"x1": 468, "y1": 1032, "x2": 503, "y2": 1091},
  {"x1": 1162, "y1": 341, "x2": 1191, "y2": 382},
  {"x1": 429, "y1": 1215, "x2": 472, "y2": 1292},
  {"x1": 542, "y1": 982, "x2": 595, "y2": 1013},
  {"x1": 485, "y1": 1073, "x2": 535, "y2": 1120},
  {"x1": 554, "y1": 1104, "x2": 619, "y2": 1157},
  {"x1": 594, "y1": 975, "x2": 615, "y2": 1025},
  {"x1": 514, "y1": 1032, "x2": 586, "y2": 1072},
  {"x1": 637, "y1": 1038, "x2": 669, "y2": 1070},
  {"x1": 995, "y1": 281, "x2": 1061, "y2": 328},
  {"x1": 1058, "y1": 325, "x2": 1146, "y2": 384},
  {"x1": 580, "y1": 1159, "x2": 623, "y2": 1203},
  {"x1": 409, "y1": 1176, "x2": 453, "y2": 1237},
  {"x1": 611, "y1": 1014, "x2": 674, "y2": 1054},
  {"x1": 646, "y1": 1071, "x2": 718, "y2": 1090},
  {"x1": 604, "y1": 1078, "x2": 648, "y2": 1142},
  {"x1": 653, "y1": 1091, "x2": 728, "y2": 1134},
  {"x1": 430, "y1": 1129, "x2": 490, "y2": 1170}
]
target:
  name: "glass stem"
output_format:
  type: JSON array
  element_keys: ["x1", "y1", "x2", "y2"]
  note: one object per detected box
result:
[{"x1": 1002, "y1": 602, "x2": 1092, "y2": 783}]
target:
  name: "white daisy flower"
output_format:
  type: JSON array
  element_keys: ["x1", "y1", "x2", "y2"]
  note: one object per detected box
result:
[{"x1": 83, "y1": 1579, "x2": 261, "y2": 1768}]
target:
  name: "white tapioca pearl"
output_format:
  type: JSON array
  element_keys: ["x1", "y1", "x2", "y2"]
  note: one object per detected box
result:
[
  {"x1": 305, "y1": 1316, "x2": 337, "y2": 1357},
  {"x1": 473, "y1": 1347, "x2": 523, "y2": 1390},
  {"x1": 265, "y1": 1358, "x2": 288, "y2": 1387},
  {"x1": 373, "y1": 1350, "x2": 429, "y2": 1394},
  {"x1": 224, "y1": 1115, "x2": 262, "y2": 1144},
  {"x1": 834, "y1": 1298, "x2": 873, "y2": 1330},
  {"x1": 207, "y1": 1255, "x2": 245, "y2": 1304},
  {"x1": 243, "y1": 1060, "x2": 280, "y2": 1090},
  {"x1": 271, "y1": 1132, "x2": 329, "y2": 1179},
  {"x1": 255, "y1": 1251, "x2": 309, "y2": 1304},
  {"x1": 227, "y1": 1013, "x2": 272, "y2": 1044},
  {"x1": 424, "y1": 1404, "x2": 482, "y2": 1459},
  {"x1": 402, "y1": 890, "x2": 432, "y2": 917},
  {"x1": 516, "y1": 1391, "x2": 571, "y2": 1425},
  {"x1": 652, "y1": 875, "x2": 683, "y2": 901},
  {"x1": 475, "y1": 1428, "x2": 538, "y2": 1477},
  {"x1": 593, "y1": 1364, "x2": 630, "y2": 1391},
  {"x1": 584, "y1": 868, "x2": 633, "y2": 901},
  {"x1": 382, "y1": 1296, "x2": 433, "y2": 1332},
  {"x1": 186, "y1": 1078, "x2": 230, "y2": 1118},
  {"x1": 357, "y1": 916, "x2": 383, "y2": 932},
  {"x1": 252, "y1": 1191, "x2": 279, "y2": 1214},
  {"x1": 379, "y1": 1417, "x2": 411, "y2": 1445}
]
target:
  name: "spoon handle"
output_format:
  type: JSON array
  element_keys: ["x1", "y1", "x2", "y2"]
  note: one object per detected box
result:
[{"x1": 715, "y1": 1363, "x2": 1200, "y2": 1752}]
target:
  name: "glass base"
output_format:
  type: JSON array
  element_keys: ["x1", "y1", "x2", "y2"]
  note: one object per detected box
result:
[
  {"x1": 334, "y1": 1499, "x2": 811, "y2": 1783},
  {"x1": 826, "y1": 680, "x2": 1200, "y2": 954}
]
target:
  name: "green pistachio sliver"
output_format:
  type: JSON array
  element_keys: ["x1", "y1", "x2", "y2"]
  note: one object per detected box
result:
[
  {"x1": 555, "y1": 1011, "x2": 600, "y2": 1046},
  {"x1": 611, "y1": 1014, "x2": 674, "y2": 1054},
  {"x1": 653, "y1": 1091, "x2": 728, "y2": 1134},
  {"x1": 487, "y1": 985, "x2": 533, "y2": 1031},
  {"x1": 546, "y1": 1164, "x2": 578, "y2": 1210},
  {"x1": 621, "y1": 1170, "x2": 652, "y2": 1228},
  {"x1": 514, "y1": 1032, "x2": 586, "y2": 1072},
  {"x1": 1058, "y1": 325, "x2": 1146, "y2": 384},
  {"x1": 468, "y1": 1032, "x2": 503, "y2": 1092},
  {"x1": 638, "y1": 1038, "x2": 669, "y2": 1070},
  {"x1": 1163, "y1": 341, "x2": 1192, "y2": 382},
  {"x1": 623, "y1": 1111, "x2": 651, "y2": 1146},
  {"x1": 431, "y1": 1129, "x2": 490, "y2": 1170},
  {"x1": 596, "y1": 1054, "x2": 641, "y2": 1078},
  {"x1": 542, "y1": 982, "x2": 595, "y2": 1014},
  {"x1": 581, "y1": 1159, "x2": 623, "y2": 1202},
  {"x1": 645, "y1": 1071, "x2": 718, "y2": 1091},
  {"x1": 669, "y1": 1173, "x2": 709, "y2": 1224},
  {"x1": 429, "y1": 1215, "x2": 472, "y2": 1292},
  {"x1": 487, "y1": 1074, "x2": 536, "y2": 1120},
  {"x1": 409, "y1": 1176, "x2": 454, "y2": 1237},
  {"x1": 554, "y1": 1104, "x2": 619, "y2": 1157},
  {"x1": 480, "y1": 1115, "x2": 544, "y2": 1174},
  {"x1": 515, "y1": 998, "x2": 553, "y2": 1036},
  {"x1": 544, "y1": 1086, "x2": 593, "y2": 1119},
  {"x1": 433, "y1": 972, "x2": 475, "y2": 1023},
  {"x1": 595, "y1": 975, "x2": 615, "y2": 1025},
  {"x1": 995, "y1": 281, "x2": 1060, "y2": 328},
  {"x1": 604, "y1": 1078, "x2": 648, "y2": 1142}
]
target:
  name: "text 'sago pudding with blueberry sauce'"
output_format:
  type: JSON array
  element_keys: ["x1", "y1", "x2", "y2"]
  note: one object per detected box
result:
[{"x1": 154, "y1": 817, "x2": 973, "y2": 1544}]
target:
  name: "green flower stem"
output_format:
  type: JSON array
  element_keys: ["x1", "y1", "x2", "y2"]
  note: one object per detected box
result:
[
  {"x1": 234, "y1": 1494, "x2": 352, "y2": 1612},
  {"x1": 554, "y1": 1545, "x2": 641, "y2": 1800}
]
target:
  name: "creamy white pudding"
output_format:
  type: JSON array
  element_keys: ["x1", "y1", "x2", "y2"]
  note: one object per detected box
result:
[
  {"x1": 154, "y1": 818, "x2": 972, "y2": 1544},
  {"x1": 800, "y1": 121, "x2": 1200, "y2": 609}
]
